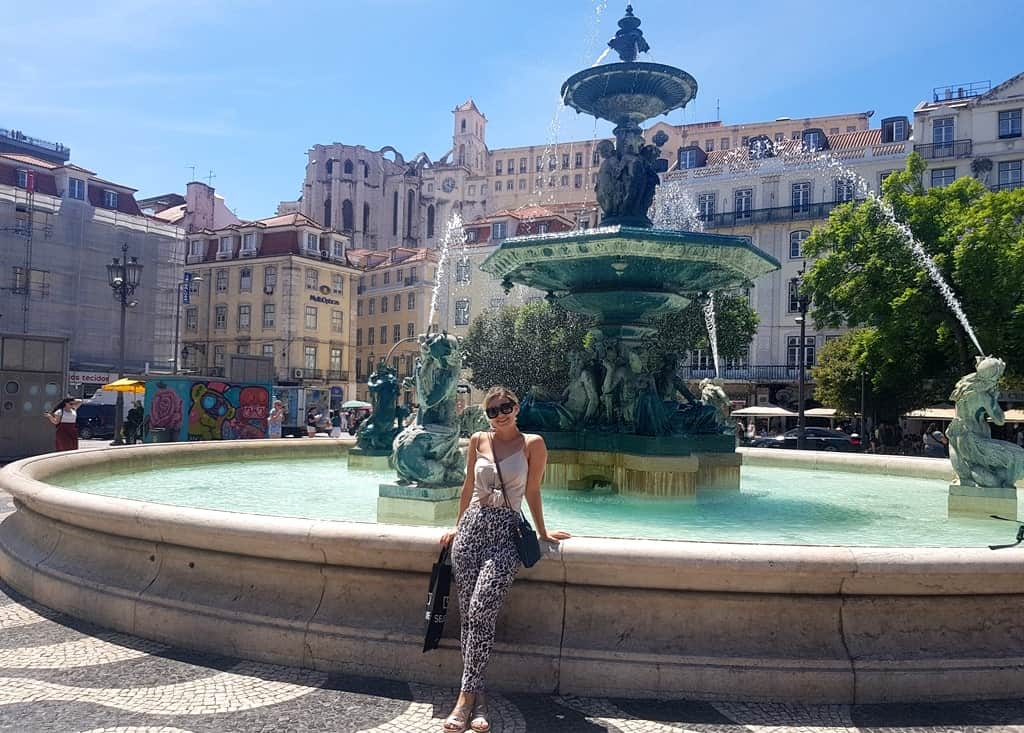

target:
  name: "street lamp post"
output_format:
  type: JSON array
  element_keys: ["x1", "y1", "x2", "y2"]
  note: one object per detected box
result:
[
  {"x1": 795, "y1": 261, "x2": 811, "y2": 451},
  {"x1": 173, "y1": 273, "x2": 202, "y2": 374},
  {"x1": 106, "y1": 243, "x2": 143, "y2": 446}
]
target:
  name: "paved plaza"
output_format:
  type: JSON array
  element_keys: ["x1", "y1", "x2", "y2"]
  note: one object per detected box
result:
[{"x1": 2, "y1": 490, "x2": 1024, "y2": 732}]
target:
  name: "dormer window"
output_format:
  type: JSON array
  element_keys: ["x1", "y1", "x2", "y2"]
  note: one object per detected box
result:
[
  {"x1": 68, "y1": 177, "x2": 85, "y2": 200},
  {"x1": 102, "y1": 190, "x2": 118, "y2": 208},
  {"x1": 15, "y1": 169, "x2": 28, "y2": 188},
  {"x1": 241, "y1": 232, "x2": 257, "y2": 252},
  {"x1": 747, "y1": 135, "x2": 775, "y2": 159},
  {"x1": 218, "y1": 236, "x2": 234, "y2": 255},
  {"x1": 801, "y1": 129, "x2": 827, "y2": 152},
  {"x1": 305, "y1": 232, "x2": 319, "y2": 251},
  {"x1": 466, "y1": 229, "x2": 479, "y2": 243},
  {"x1": 881, "y1": 117, "x2": 909, "y2": 143},
  {"x1": 492, "y1": 221, "x2": 508, "y2": 241},
  {"x1": 678, "y1": 146, "x2": 705, "y2": 170}
]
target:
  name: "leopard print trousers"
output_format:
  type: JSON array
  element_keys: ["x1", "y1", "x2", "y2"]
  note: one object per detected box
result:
[{"x1": 451, "y1": 504, "x2": 521, "y2": 693}]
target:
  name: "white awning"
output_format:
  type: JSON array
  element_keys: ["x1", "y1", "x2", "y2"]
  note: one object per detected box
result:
[
  {"x1": 903, "y1": 407, "x2": 955, "y2": 420},
  {"x1": 731, "y1": 405, "x2": 797, "y2": 417}
]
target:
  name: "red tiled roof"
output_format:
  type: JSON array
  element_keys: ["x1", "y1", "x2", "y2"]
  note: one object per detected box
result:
[
  {"x1": 0, "y1": 152, "x2": 59, "y2": 169},
  {"x1": 152, "y1": 204, "x2": 185, "y2": 223},
  {"x1": 828, "y1": 129, "x2": 882, "y2": 150}
]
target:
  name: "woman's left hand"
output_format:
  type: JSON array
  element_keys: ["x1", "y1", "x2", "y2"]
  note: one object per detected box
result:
[{"x1": 542, "y1": 530, "x2": 572, "y2": 544}]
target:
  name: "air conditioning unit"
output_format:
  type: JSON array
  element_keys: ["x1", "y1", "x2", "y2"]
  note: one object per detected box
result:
[
  {"x1": 264, "y1": 286, "x2": 274, "y2": 295},
  {"x1": 320, "y1": 251, "x2": 329, "y2": 260},
  {"x1": 292, "y1": 368, "x2": 304, "y2": 379}
]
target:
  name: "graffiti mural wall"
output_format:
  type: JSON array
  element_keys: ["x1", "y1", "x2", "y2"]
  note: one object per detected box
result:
[{"x1": 144, "y1": 378, "x2": 271, "y2": 442}]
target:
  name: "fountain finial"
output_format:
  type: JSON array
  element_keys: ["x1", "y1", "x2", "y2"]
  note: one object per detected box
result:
[{"x1": 608, "y1": 4, "x2": 650, "y2": 62}]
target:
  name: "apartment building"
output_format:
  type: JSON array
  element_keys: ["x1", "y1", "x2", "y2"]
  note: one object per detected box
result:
[
  {"x1": 0, "y1": 128, "x2": 182, "y2": 379},
  {"x1": 180, "y1": 213, "x2": 358, "y2": 398},
  {"x1": 913, "y1": 72, "x2": 1024, "y2": 192},
  {"x1": 348, "y1": 247, "x2": 440, "y2": 402}
]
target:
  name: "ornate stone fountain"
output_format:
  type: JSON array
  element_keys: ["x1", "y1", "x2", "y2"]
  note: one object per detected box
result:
[{"x1": 480, "y1": 4, "x2": 779, "y2": 496}]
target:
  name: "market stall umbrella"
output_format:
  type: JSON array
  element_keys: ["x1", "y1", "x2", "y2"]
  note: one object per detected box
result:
[
  {"x1": 101, "y1": 378, "x2": 146, "y2": 394},
  {"x1": 341, "y1": 400, "x2": 372, "y2": 409}
]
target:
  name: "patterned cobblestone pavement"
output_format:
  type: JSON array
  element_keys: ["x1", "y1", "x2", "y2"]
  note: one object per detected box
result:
[{"x1": 2, "y1": 495, "x2": 1024, "y2": 730}]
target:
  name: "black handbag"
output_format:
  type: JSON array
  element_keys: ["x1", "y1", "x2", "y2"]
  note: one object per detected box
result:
[
  {"x1": 422, "y1": 546, "x2": 452, "y2": 652},
  {"x1": 494, "y1": 441, "x2": 542, "y2": 568}
]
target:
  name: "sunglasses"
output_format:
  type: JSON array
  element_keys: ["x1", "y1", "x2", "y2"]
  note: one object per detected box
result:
[{"x1": 485, "y1": 401, "x2": 517, "y2": 419}]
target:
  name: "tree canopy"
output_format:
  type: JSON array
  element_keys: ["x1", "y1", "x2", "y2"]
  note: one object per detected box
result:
[{"x1": 803, "y1": 153, "x2": 1024, "y2": 418}]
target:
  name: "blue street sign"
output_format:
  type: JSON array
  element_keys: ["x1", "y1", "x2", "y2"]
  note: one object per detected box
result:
[{"x1": 181, "y1": 272, "x2": 193, "y2": 305}]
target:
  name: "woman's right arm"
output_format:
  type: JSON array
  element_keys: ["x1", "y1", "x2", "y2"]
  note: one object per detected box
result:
[
  {"x1": 44, "y1": 411, "x2": 59, "y2": 426},
  {"x1": 441, "y1": 432, "x2": 478, "y2": 547}
]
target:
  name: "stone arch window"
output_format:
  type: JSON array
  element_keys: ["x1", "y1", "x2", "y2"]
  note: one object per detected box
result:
[
  {"x1": 362, "y1": 161, "x2": 369, "y2": 178},
  {"x1": 458, "y1": 144, "x2": 466, "y2": 166},
  {"x1": 343, "y1": 159, "x2": 354, "y2": 175},
  {"x1": 426, "y1": 204, "x2": 435, "y2": 238},
  {"x1": 392, "y1": 191, "x2": 399, "y2": 235},
  {"x1": 461, "y1": 119, "x2": 466, "y2": 132},
  {"x1": 790, "y1": 230, "x2": 810, "y2": 259},
  {"x1": 325, "y1": 160, "x2": 333, "y2": 175},
  {"x1": 342, "y1": 199, "x2": 354, "y2": 231},
  {"x1": 406, "y1": 190, "x2": 415, "y2": 237},
  {"x1": 323, "y1": 198, "x2": 332, "y2": 228},
  {"x1": 363, "y1": 202, "x2": 370, "y2": 232}
]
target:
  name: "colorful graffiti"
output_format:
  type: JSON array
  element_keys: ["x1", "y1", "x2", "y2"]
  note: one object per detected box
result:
[{"x1": 144, "y1": 378, "x2": 271, "y2": 442}]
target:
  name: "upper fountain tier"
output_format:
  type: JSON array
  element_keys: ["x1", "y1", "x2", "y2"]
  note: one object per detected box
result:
[{"x1": 561, "y1": 5, "x2": 697, "y2": 128}]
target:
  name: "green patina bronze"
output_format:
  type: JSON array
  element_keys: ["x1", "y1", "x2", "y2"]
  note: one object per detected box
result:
[{"x1": 354, "y1": 361, "x2": 403, "y2": 454}]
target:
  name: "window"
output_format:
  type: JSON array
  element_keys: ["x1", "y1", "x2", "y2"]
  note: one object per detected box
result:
[
  {"x1": 239, "y1": 267, "x2": 252, "y2": 292},
  {"x1": 790, "y1": 230, "x2": 810, "y2": 259},
  {"x1": 242, "y1": 233, "x2": 257, "y2": 252},
  {"x1": 189, "y1": 240, "x2": 204, "y2": 258},
  {"x1": 215, "y1": 305, "x2": 227, "y2": 329},
  {"x1": 262, "y1": 303, "x2": 275, "y2": 328},
  {"x1": 330, "y1": 309, "x2": 343, "y2": 333},
  {"x1": 997, "y1": 160, "x2": 1022, "y2": 189},
  {"x1": 697, "y1": 192, "x2": 716, "y2": 221},
  {"x1": 393, "y1": 294, "x2": 401, "y2": 311},
  {"x1": 381, "y1": 296, "x2": 388, "y2": 313},
  {"x1": 393, "y1": 324, "x2": 400, "y2": 341},
  {"x1": 466, "y1": 229, "x2": 478, "y2": 243},
  {"x1": 688, "y1": 349, "x2": 713, "y2": 370},
  {"x1": 801, "y1": 130, "x2": 823, "y2": 152},
  {"x1": 368, "y1": 328, "x2": 376, "y2": 346},
  {"x1": 357, "y1": 300, "x2": 363, "y2": 316},
  {"x1": 370, "y1": 274, "x2": 377, "y2": 287},
  {"x1": 102, "y1": 190, "x2": 118, "y2": 208},
  {"x1": 408, "y1": 292, "x2": 415, "y2": 309},
  {"x1": 305, "y1": 306, "x2": 317, "y2": 329},
  {"x1": 574, "y1": 152, "x2": 583, "y2": 168},
  {"x1": 562, "y1": 153, "x2": 570, "y2": 169},
  {"x1": 214, "y1": 345, "x2": 225, "y2": 367},
  {"x1": 426, "y1": 204, "x2": 435, "y2": 238},
  {"x1": 591, "y1": 149, "x2": 600, "y2": 166},
  {"x1": 538, "y1": 222, "x2": 549, "y2": 234},
  {"x1": 380, "y1": 325, "x2": 387, "y2": 344},
  {"x1": 305, "y1": 232, "x2": 319, "y2": 251},
  {"x1": 706, "y1": 139, "x2": 715, "y2": 151},
  {"x1": 507, "y1": 159, "x2": 514, "y2": 174},
  {"x1": 721, "y1": 137, "x2": 730, "y2": 150},
  {"x1": 306, "y1": 269, "x2": 318, "y2": 290},
  {"x1": 560, "y1": 175, "x2": 568, "y2": 187},
  {"x1": 787, "y1": 279, "x2": 808, "y2": 313},
  {"x1": 219, "y1": 236, "x2": 233, "y2": 255},
  {"x1": 999, "y1": 109, "x2": 1022, "y2": 139},
  {"x1": 454, "y1": 299, "x2": 470, "y2": 326},
  {"x1": 11, "y1": 267, "x2": 50, "y2": 297},
  {"x1": 492, "y1": 222, "x2": 507, "y2": 240},
  {"x1": 263, "y1": 265, "x2": 276, "y2": 290},
  {"x1": 774, "y1": 132, "x2": 785, "y2": 142},
  {"x1": 237, "y1": 304, "x2": 251, "y2": 330},
  {"x1": 262, "y1": 344, "x2": 274, "y2": 360},
  {"x1": 791, "y1": 182, "x2": 811, "y2": 213},
  {"x1": 932, "y1": 117, "x2": 954, "y2": 156},
  {"x1": 734, "y1": 188, "x2": 752, "y2": 219},
  {"x1": 679, "y1": 148, "x2": 699, "y2": 169},
  {"x1": 519, "y1": 178, "x2": 527, "y2": 190},
  {"x1": 495, "y1": 160, "x2": 503, "y2": 175},
  {"x1": 456, "y1": 257, "x2": 471, "y2": 283},
  {"x1": 931, "y1": 167, "x2": 956, "y2": 188},
  {"x1": 332, "y1": 274, "x2": 344, "y2": 293},
  {"x1": 368, "y1": 298, "x2": 376, "y2": 315},
  {"x1": 330, "y1": 347, "x2": 342, "y2": 372},
  {"x1": 343, "y1": 159, "x2": 354, "y2": 175},
  {"x1": 186, "y1": 308, "x2": 198, "y2": 330},
  {"x1": 882, "y1": 118, "x2": 907, "y2": 143},
  {"x1": 383, "y1": 271, "x2": 391, "y2": 285},
  {"x1": 16, "y1": 169, "x2": 29, "y2": 188},
  {"x1": 68, "y1": 177, "x2": 85, "y2": 200},
  {"x1": 548, "y1": 155, "x2": 557, "y2": 170},
  {"x1": 216, "y1": 269, "x2": 228, "y2": 292},
  {"x1": 304, "y1": 346, "x2": 316, "y2": 370},
  {"x1": 506, "y1": 179, "x2": 514, "y2": 191},
  {"x1": 574, "y1": 174, "x2": 583, "y2": 189},
  {"x1": 834, "y1": 178, "x2": 855, "y2": 202},
  {"x1": 879, "y1": 169, "x2": 898, "y2": 190},
  {"x1": 407, "y1": 322, "x2": 415, "y2": 337},
  {"x1": 787, "y1": 336, "x2": 816, "y2": 367},
  {"x1": 519, "y1": 158, "x2": 527, "y2": 173},
  {"x1": 332, "y1": 239, "x2": 344, "y2": 258}
]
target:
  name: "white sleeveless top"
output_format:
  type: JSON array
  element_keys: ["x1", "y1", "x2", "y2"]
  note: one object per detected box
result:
[{"x1": 472, "y1": 438, "x2": 529, "y2": 513}]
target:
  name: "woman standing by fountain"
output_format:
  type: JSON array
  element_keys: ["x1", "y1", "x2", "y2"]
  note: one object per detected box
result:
[{"x1": 439, "y1": 386, "x2": 570, "y2": 732}]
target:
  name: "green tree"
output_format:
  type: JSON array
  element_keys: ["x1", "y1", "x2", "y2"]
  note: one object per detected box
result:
[
  {"x1": 802, "y1": 153, "x2": 1024, "y2": 416},
  {"x1": 644, "y1": 292, "x2": 759, "y2": 366}
]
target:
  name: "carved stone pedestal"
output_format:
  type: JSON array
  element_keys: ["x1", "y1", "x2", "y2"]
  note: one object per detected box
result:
[
  {"x1": 377, "y1": 483, "x2": 460, "y2": 526},
  {"x1": 948, "y1": 484, "x2": 1019, "y2": 518}
]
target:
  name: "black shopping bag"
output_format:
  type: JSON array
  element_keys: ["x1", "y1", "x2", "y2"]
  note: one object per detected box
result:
[{"x1": 423, "y1": 546, "x2": 452, "y2": 652}]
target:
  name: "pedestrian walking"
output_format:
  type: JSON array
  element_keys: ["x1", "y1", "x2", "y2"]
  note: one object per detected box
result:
[{"x1": 44, "y1": 397, "x2": 82, "y2": 452}]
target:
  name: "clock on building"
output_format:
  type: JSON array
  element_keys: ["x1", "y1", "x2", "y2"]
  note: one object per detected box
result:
[{"x1": 442, "y1": 177, "x2": 456, "y2": 193}]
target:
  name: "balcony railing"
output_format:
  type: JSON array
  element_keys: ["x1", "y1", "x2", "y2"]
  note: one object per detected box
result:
[
  {"x1": 990, "y1": 180, "x2": 1024, "y2": 192},
  {"x1": 679, "y1": 365, "x2": 813, "y2": 383},
  {"x1": 326, "y1": 370, "x2": 350, "y2": 381},
  {"x1": 700, "y1": 200, "x2": 862, "y2": 230},
  {"x1": 913, "y1": 139, "x2": 972, "y2": 160}
]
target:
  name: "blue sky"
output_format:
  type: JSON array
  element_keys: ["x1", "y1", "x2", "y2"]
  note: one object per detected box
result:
[{"x1": 3, "y1": 0, "x2": 1020, "y2": 220}]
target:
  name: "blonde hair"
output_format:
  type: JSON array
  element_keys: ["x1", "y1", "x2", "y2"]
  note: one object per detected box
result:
[{"x1": 483, "y1": 385, "x2": 518, "y2": 407}]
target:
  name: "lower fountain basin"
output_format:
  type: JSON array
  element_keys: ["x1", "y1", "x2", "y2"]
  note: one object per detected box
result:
[{"x1": 1, "y1": 441, "x2": 1023, "y2": 704}]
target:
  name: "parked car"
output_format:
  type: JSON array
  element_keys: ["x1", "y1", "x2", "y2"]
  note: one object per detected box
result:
[
  {"x1": 76, "y1": 403, "x2": 116, "y2": 440},
  {"x1": 751, "y1": 427, "x2": 861, "y2": 452}
]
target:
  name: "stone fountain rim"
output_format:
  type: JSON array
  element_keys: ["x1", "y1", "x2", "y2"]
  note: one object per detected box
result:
[{"x1": 560, "y1": 61, "x2": 699, "y2": 121}]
